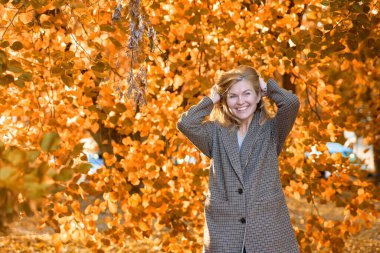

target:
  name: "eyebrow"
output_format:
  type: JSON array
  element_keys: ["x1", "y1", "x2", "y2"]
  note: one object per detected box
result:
[{"x1": 227, "y1": 89, "x2": 253, "y2": 95}]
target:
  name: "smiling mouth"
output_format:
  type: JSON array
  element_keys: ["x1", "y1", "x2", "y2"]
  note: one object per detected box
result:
[{"x1": 236, "y1": 106, "x2": 248, "y2": 111}]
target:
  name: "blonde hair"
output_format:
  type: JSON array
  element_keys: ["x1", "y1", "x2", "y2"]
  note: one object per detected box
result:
[{"x1": 210, "y1": 65, "x2": 271, "y2": 128}]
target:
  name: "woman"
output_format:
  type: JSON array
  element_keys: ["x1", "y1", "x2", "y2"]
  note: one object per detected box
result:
[{"x1": 177, "y1": 65, "x2": 300, "y2": 253}]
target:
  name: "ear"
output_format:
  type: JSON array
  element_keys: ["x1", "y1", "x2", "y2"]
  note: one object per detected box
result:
[{"x1": 256, "y1": 90, "x2": 262, "y2": 104}]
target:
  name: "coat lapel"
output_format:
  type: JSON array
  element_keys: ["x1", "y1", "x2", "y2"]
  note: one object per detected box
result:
[
  {"x1": 240, "y1": 110, "x2": 264, "y2": 170},
  {"x1": 219, "y1": 126, "x2": 244, "y2": 187}
]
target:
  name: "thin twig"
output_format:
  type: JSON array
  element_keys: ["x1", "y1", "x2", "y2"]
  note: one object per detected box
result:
[
  {"x1": 305, "y1": 84, "x2": 322, "y2": 122},
  {"x1": 13, "y1": 56, "x2": 46, "y2": 68},
  {"x1": 309, "y1": 188, "x2": 321, "y2": 217},
  {"x1": 1, "y1": 1, "x2": 27, "y2": 40},
  {"x1": 294, "y1": 74, "x2": 323, "y2": 122},
  {"x1": 70, "y1": 34, "x2": 91, "y2": 59}
]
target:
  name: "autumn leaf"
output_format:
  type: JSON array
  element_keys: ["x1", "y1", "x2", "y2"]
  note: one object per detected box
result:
[
  {"x1": 10, "y1": 41, "x2": 23, "y2": 51},
  {"x1": 0, "y1": 166, "x2": 21, "y2": 188},
  {"x1": 40, "y1": 132, "x2": 61, "y2": 152},
  {"x1": 73, "y1": 163, "x2": 92, "y2": 174}
]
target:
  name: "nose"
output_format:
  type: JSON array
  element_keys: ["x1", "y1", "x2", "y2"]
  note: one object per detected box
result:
[{"x1": 237, "y1": 95, "x2": 244, "y2": 105}]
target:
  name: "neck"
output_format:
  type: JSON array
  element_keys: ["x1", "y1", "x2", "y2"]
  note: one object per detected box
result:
[{"x1": 239, "y1": 116, "x2": 253, "y2": 135}]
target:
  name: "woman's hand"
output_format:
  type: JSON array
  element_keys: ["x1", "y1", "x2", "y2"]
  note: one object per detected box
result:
[
  {"x1": 210, "y1": 85, "x2": 221, "y2": 104},
  {"x1": 258, "y1": 76, "x2": 267, "y2": 97}
]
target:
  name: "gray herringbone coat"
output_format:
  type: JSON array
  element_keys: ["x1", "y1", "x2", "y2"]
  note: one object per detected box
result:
[{"x1": 177, "y1": 79, "x2": 300, "y2": 253}]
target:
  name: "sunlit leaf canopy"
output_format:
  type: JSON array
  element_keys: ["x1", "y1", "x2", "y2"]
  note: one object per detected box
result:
[{"x1": 0, "y1": 0, "x2": 379, "y2": 252}]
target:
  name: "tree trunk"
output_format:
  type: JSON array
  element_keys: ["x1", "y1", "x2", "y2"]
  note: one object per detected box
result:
[{"x1": 374, "y1": 141, "x2": 380, "y2": 185}]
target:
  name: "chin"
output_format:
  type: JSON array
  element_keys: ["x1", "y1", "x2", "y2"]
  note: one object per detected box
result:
[
  {"x1": 235, "y1": 114, "x2": 253, "y2": 121},
  {"x1": 233, "y1": 110, "x2": 255, "y2": 122}
]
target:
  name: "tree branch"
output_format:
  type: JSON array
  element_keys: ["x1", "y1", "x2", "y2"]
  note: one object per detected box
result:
[
  {"x1": 70, "y1": 34, "x2": 91, "y2": 59},
  {"x1": 1, "y1": 1, "x2": 27, "y2": 40},
  {"x1": 306, "y1": 84, "x2": 322, "y2": 122}
]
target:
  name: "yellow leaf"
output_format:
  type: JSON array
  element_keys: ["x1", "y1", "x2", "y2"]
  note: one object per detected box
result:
[
  {"x1": 64, "y1": 222, "x2": 71, "y2": 232},
  {"x1": 128, "y1": 171, "x2": 140, "y2": 186},
  {"x1": 128, "y1": 193, "x2": 141, "y2": 208},
  {"x1": 19, "y1": 8, "x2": 35, "y2": 24},
  {"x1": 54, "y1": 241, "x2": 62, "y2": 252},
  {"x1": 173, "y1": 75, "x2": 183, "y2": 91},
  {"x1": 0, "y1": 165, "x2": 21, "y2": 188},
  {"x1": 108, "y1": 201, "x2": 118, "y2": 214},
  {"x1": 138, "y1": 220, "x2": 150, "y2": 231}
]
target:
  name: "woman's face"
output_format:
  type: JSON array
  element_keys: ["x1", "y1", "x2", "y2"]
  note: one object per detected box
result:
[{"x1": 226, "y1": 79, "x2": 260, "y2": 124}]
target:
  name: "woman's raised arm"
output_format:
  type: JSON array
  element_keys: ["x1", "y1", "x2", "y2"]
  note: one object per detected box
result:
[
  {"x1": 177, "y1": 96, "x2": 216, "y2": 158},
  {"x1": 266, "y1": 79, "x2": 300, "y2": 155}
]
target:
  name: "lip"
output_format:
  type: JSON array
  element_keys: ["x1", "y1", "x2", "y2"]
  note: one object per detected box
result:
[{"x1": 236, "y1": 106, "x2": 249, "y2": 111}]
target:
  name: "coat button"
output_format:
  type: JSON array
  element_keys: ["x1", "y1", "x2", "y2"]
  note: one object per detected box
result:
[
  {"x1": 238, "y1": 188, "x2": 243, "y2": 194},
  {"x1": 240, "y1": 218, "x2": 246, "y2": 224}
]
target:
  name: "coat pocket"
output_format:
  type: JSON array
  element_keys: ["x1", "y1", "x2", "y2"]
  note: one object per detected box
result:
[
  {"x1": 250, "y1": 192, "x2": 285, "y2": 221},
  {"x1": 252, "y1": 190, "x2": 283, "y2": 204},
  {"x1": 204, "y1": 195, "x2": 237, "y2": 222},
  {"x1": 247, "y1": 192, "x2": 296, "y2": 250}
]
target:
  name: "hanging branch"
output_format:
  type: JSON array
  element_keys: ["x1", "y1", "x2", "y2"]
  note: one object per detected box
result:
[{"x1": 111, "y1": 0, "x2": 157, "y2": 105}]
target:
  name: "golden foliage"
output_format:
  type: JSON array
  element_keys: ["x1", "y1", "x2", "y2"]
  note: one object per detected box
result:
[{"x1": 0, "y1": 0, "x2": 379, "y2": 252}]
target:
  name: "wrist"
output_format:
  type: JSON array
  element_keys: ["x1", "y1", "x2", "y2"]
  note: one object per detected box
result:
[
  {"x1": 261, "y1": 85, "x2": 267, "y2": 97},
  {"x1": 258, "y1": 77, "x2": 267, "y2": 96},
  {"x1": 211, "y1": 97, "x2": 220, "y2": 104},
  {"x1": 208, "y1": 95, "x2": 218, "y2": 104}
]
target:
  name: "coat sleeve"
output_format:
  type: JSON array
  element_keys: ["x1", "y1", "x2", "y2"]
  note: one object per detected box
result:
[
  {"x1": 266, "y1": 79, "x2": 300, "y2": 155},
  {"x1": 177, "y1": 96, "x2": 215, "y2": 158}
]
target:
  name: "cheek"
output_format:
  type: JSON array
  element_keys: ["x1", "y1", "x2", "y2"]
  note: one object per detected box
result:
[
  {"x1": 226, "y1": 98, "x2": 234, "y2": 108},
  {"x1": 249, "y1": 95, "x2": 259, "y2": 104},
  {"x1": 226, "y1": 101, "x2": 235, "y2": 115}
]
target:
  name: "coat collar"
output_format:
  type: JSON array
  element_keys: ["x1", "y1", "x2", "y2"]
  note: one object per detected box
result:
[
  {"x1": 219, "y1": 110, "x2": 264, "y2": 187},
  {"x1": 220, "y1": 125, "x2": 243, "y2": 186},
  {"x1": 240, "y1": 110, "x2": 265, "y2": 170}
]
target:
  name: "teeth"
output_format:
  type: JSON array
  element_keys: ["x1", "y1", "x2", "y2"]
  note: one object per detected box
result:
[{"x1": 237, "y1": 107, "x2": 247, "y2": 111}]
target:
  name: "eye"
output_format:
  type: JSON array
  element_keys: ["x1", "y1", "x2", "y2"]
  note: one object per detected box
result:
[
  {"x1": 228, "y1": 94, "x2": 237, "y2": 99},
  {"x1": 244, "y1": 92, "x2": 251, "y2": 96}
]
